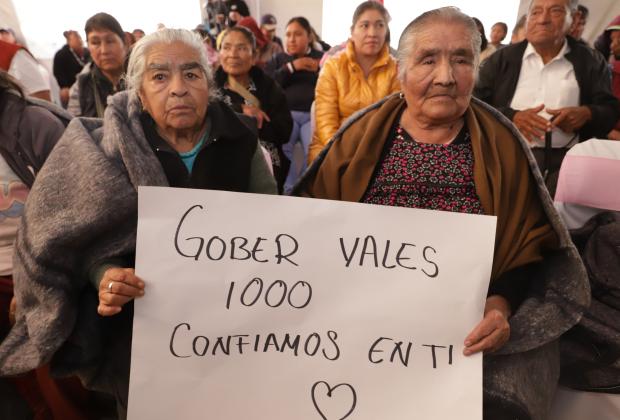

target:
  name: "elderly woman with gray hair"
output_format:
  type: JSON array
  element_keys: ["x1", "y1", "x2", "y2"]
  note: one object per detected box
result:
[
  {"x1": 0, "y1": 28, "x2": 276, "y2": 418},
  {"x1": 296, "y1": 7, "x2": 589, "y2": 419}
]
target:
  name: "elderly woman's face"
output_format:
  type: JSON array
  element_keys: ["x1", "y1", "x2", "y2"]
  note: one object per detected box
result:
[
  {"x1": 139, "y1": 41, "x2": 209, "y2": 134},
  {"x1": 220, "y1": 31, "x2": 255, "y2": 77},
  {"x1": 401, "y1": 21, "x2": 476, "y2": 125},
  {"x1": 351, "y1": 9, "x2": 387, "y2": 58}
]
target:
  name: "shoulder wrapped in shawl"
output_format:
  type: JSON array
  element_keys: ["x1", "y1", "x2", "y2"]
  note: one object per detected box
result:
[
  {"x1": 0, "y1": 90, "x2": 273, "y2": 393},
  {"x1": 295, "y1": 94, "x2": 591, "y2": 419},
  {"x1": 0, "y1": 91, "x2": 168, "y2": 386}
]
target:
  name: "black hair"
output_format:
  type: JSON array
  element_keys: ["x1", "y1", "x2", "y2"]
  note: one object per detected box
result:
[
  {"x1": 351, "y1": 1, "x2": 390, "y2": 29},
  {"x1": 472, "y1": 17, "x2": 488, "y2": 52},
  {"x1": 84, "y1": 12, "x2": 125, "y2": 43},
  {"x1": 220, "y1": 26, "x2": 256, "y2": 52},
  {"x1": 493, "y1": 22, "x2": 508, "y2": 35},
  {"x1": 287, "y1": 17, "x2": 312, "y2": 36}
]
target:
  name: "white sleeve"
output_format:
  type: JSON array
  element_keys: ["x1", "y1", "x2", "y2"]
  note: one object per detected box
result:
[{"x1": 8, "y1": 50, "x2": 49, "y2": 95}]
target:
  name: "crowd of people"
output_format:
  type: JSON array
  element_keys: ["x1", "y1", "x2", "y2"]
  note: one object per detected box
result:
[{"x1": 0, "y1": 0, "x2": 618, "y2": 418}]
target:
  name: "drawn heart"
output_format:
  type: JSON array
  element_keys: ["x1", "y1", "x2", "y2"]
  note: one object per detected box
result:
[{"x1": 311, "y1": 381, "x2": 357, "y2": 420}]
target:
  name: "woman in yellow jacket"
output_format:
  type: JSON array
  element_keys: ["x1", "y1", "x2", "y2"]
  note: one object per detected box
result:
[{"x1": 308, "y1": 1, "x2": 400, "y2": 163}]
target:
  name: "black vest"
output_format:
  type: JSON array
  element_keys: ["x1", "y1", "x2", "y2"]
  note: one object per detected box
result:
[{"x1": 141, "y1": 101, "x2": 257, "y2": 192}]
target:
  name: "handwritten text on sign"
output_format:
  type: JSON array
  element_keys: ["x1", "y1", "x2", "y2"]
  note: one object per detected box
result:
[{"x1": 128, "y1": 187, "x2": 497, "y2": 420}]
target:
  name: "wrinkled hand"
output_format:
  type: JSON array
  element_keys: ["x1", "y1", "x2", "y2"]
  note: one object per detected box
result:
[
  {"x1": 98, "y1": 268, "x2": 145, "y2": 316},
  {"x1": 242, "y1": 104, "x2": 271, "y2": 129},
  {"x1": 463, "y1": 295, "x2": 511, "y2": 356},
  {"x1": 292, "y1": 57, "x2": 319, "y2": 72},
  {"x1": 8, "y1": 296, "x2": 16, "y2": 325},
  {"x1": 513, "y1": 104, "x2": 551, "y2": 142},
  {"x1": 546, "y1": 106, "x2": 592, "y2": 133}
]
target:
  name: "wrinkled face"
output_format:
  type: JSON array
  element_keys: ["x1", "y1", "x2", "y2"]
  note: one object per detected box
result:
[
  {"x1": 611, "y1": 31, "x2": 620, "y2": 59},
  {"x1": 401, "y1": 21, "x2": 476, "y2": 125},
  {"x1": 490, "y1": 24, "x2": 507, "y2": 44},
  {"x1": 350, "y1": 9, "x2": 387, "y2": 58},
  {"x1": 285, "y1": 22, "x2": 310, "y2": 56},
  {"x1": 139, "y1": 41, "x2": 209, "y2": 135},
  {"x1": 219, "y1": 31, "x2": 254, "y2": 77},
  {"x1": 87, "y1": 29, "x2": 126, "y2": 74},
  {"x1": 526, "y1": 0, "x2": 572, "y2": 48}
]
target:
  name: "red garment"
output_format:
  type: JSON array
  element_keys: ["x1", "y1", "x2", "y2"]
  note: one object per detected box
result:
[
  {"x1": 237, "y1": 16, "x2": 268, "y2": 49},
  {"x1": 0, "y1": 39, "x2": 22, "y2": 71},
  {"x1": 363, "y1": 125, "x2": 484, "y2": 214}
]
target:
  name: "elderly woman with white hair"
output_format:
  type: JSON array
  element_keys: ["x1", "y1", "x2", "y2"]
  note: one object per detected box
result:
[
  {"x1": 0, "y1": 28, "x2": 276, "y2": 418},
  {"x1": 296, "y1": 7, "x2": 589, "y2": 419}
]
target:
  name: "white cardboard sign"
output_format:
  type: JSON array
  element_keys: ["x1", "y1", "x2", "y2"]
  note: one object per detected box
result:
[{"x1": 128, "y1": 186, "x2": 497, "y2": 420}]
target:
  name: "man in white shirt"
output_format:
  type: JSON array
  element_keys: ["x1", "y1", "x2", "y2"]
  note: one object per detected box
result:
[{"x1": 474, "y1": 0, "x2": 619, "y2": 192}]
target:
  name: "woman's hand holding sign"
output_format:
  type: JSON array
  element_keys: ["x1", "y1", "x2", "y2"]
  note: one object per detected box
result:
[{"x1": 98, "y1": 267, "x2": 145, "y2": 316}]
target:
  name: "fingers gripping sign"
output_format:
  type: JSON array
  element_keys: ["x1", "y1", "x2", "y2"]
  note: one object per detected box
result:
[{"x1": 98, "y1": 267, "x2": 145, "y2": 316}]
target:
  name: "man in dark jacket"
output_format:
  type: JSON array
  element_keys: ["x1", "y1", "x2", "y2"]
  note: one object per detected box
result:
[
  {"x1": 474, "y1": 0, "x2": 619, "y2": 193},
  {"x1": 53, "y1": 30, "x2": 91, "y2": 107}
]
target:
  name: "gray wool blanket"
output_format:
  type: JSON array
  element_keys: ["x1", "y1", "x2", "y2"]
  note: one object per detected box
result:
[
  {"x1": 560, "y1": 211, "x2": 620, "y2": 392},
  {"x1": 294, "y1": 95, "x2": 591, "y2": 420},
  {"x1": 0, "y1": 90, "x2": 169, "y2": 383}
]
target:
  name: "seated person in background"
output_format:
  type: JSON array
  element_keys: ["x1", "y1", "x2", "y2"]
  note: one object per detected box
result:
[
  {"x1": 227, "y1": 0, "x2": 250, "y2": 28},
  {"x1": 0, "y1": 28, "x2": 276, "y2": 420},
  {"x1": 0, "y1": 70, "x2": 102, "y2": 420},
  {"x1": 486, "y1": 22, "x2": 508, "y2": 57},
  {"x1": 266, "y1": 17, "x2": 323, "y2": 193},
  {"x1": 67, "y1": 13, "x2": 127, "y2": 117},
  {"x1": 308, "y1": 0, "x2": 400, "y2": 163},
  {"x1": 473, "y1": 18, "x2": 492, "y2": 62},
  {"x1": 260, "y1": 13, "x2": 283, "y2": 50},
  {"x1": 216, "y1": 26, "x2": 293, "y2": 192},
  {"x1": 53, "y1": 30, "x2": 91, "y2": 107},
  {"x1": 132, "y1": 28, "x2": 145, "y2": 41},
  {"x1": 194, "y1": 25, "x2": 220, "y2": 68},
  {"x1": 295, "y1": 8, "x2": 589, "y2": 419},
  {"x1": 0, "y1": 29, "x2": 51, "y2": 101},
  {"x1": 568, "y1": 4, "x2": 588, "y2": 42},
  {"x1": 594, "y1": 16, "x2": 620, "y2": 140},
  {"x1": 124, "y1": 31, "x2": 136, "y2": 48},
  {"x1": 237, "y1": 16, "x2": 282, "y2": 68},
  {"x1": 474, "y1": 0, "x2": 619, "y2": 195}
]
